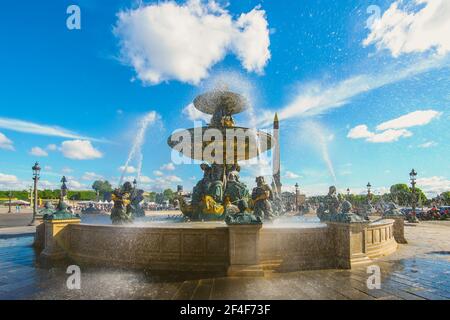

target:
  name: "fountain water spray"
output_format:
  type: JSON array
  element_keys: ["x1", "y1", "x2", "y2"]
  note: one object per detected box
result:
[
  {"x1": 119, "y1": 111, "x2": 158, "y2": 186},
  {"x1": 299, "y1": 120, "x2": 336, "y2": 182},
  {"x1": 200, "y1": 71, "x2": 269, "y2": 177}
]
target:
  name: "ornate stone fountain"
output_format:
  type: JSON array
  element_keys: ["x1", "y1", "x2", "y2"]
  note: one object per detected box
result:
[
  {"x1": 34, "y1": 91, "x2": 404, "y2": 276},
  {"x1": 168, "y1": 90, "x2": 275, "y2": 222}
]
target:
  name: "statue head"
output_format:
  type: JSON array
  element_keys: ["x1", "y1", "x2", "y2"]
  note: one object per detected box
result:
[
  {"x1": 200, "y1": 163, "x2": 211, "y2": 179},
  {"x1": 122, "y1": 181, "x2": 133, "y2": 192},
  {"x1": 230, "y1": 164, "x2": 241, "y2": 172},
  {"x1": 328, "y1": 186, "x2": 337, "y2": 196},
  {"x1": 255, "y1": 176, "x2": 265, "y2": 186},
  {"x1": 341, "y1": 200, "x2": 352, "y2": 214},
  {"x1": 228, "y1": 171, "x2": 239, "y2": 182}
]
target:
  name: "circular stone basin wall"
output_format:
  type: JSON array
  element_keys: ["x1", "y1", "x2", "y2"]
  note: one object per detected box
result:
[{"x1": 36, "y1": 219, "x2": 400, "y2": 274}]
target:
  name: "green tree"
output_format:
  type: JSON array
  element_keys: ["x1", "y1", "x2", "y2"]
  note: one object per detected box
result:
[
  {"x1": 146, "y1": 192, "x2": 156, "y2": 202},
  {"x1": 92, "y1": 180, "x2": 113, "y2": 199},
  {"x1": 163, "y1": 188, "x2": 174, "y2": 201},
  {"x1": 441, "y1": 191, "x2": 450, "y2": 205},
  {"x1": 414, "y1": 187, "x2": 427, "y2": 206},
  {"x1": 390, "y1": 184, "x2": 411, "y2": 205}
]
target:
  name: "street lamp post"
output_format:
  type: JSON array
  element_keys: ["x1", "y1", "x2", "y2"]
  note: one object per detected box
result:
[
  {"x1": 409, "y1": 169, "x2": 419, "y2": 223},
  {"x1": 366, "y1": 182, "x2": 372, "y2": 200},
  {"x1": 295, "y1": 183, "x2": 299, "y2": 212},
  {"x1": 29, "y1": 162, "x2": 41, "y2": 226},
  {"x1": 8, "y1": 190, "x2": 12, "y2": 213}
]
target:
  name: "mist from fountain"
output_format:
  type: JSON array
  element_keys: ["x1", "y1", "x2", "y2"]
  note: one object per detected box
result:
[
  {"x1": 299, "y1": 120, "x2": 336, "y2": 182},
  {"x1": 199, "y1": 71, "x2": 270, "y2": 177}
]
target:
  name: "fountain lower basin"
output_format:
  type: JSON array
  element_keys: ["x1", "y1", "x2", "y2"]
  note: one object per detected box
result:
[{"x1": 35, "y1": 216, "x2": 400, "y2": 275}]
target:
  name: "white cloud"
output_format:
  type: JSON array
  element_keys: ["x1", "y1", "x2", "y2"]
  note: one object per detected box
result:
[
  {"x1": 0, "y1": 174, "x2": 29, "y2": 190},
  {"x1": 364, "y1": 0, "x2": 450, "y2": 57},
  {"x1": 182, "y1": 103, "x2": 211, "y2": 122},
  {"x1": 418, "y1": 141, "x2": 438, "y2": 148},
  {"x1": 0, "y1": 117, "x2": 104, "y2": 142},
  {"x1": 0, "y1": 173, "x2": 18, "y2": 184},
  {"x1": 0, "y1": 132, "x2": 14, "y2": 150},
  {"x1": 139, "y1": 175, "x2": 154, "y2": 184},
  {"x1": 29, "y1": 147, "x2": 48, "y2": 157},
  {"x1": 347, "y1": 110, "x2": 440, "y2": 143},
  {"x1": 160, "y1": 162, "x2": 176, "y2": 171},
  {"x1": 46, "y1": 144, "x2": 57, "y2": 151},
  {"x1": 376, "y1": 110, "x2": 442, "y2": 131},
  {"x1": 82, "y1": 172, "x2": 104, "y2": 181},
  {"x1": 62, "y1": 167, "x2": 73, "y2": 174},
  {"x1": 119, "y1": 165, "x2": 137, "y2": 174},
  {"x1": 60, "y1": 140, "x2": 103, "y2": 160},
  {"x1": 347, "y1": 125, "x2": 374, "y2": 139},
  {"x1": 417, "y1": 176, "x2": 450, "y2": 196},
  {"x1": 284, "y1": 171, "x2": 300, "y2": 179},
  {"x1": 39, "y1": 180, "x2": 59, "y2": 189},
  {"x1": 67, "y1": 179, "x2": 85, "y2": 190},
  {"x1": 165, "y1": 175, "x2": 182, "y2": 183},
  {"x1": 153, "y1": 170, "x2": 164, "y2": 177},
  {"x1": 114, "y1": 0, "x2": 270, "y2": 85},
  {"x1": 366, "y1": 129, "x2": 412, "y2": 143},
  {"x1": 259, "y1": 57, "x2": 447, "y2": 125}
]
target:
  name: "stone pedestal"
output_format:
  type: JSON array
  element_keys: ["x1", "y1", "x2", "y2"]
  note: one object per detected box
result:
[
  {"x1": 227, "y1": 224, "x2": 264, "y2": 277},
  {"x1": 34, "y1": 222, "x2": 45, "y2": 250},
  {"x1": 391, "y1": 216, "x2": 407, "y2": 244},
  {"x1": 40, "y1": 218, "x2": 80, "y2": 260},
  {"x1": 328, "y1": 222, "x2": 371, "y2": 269}
]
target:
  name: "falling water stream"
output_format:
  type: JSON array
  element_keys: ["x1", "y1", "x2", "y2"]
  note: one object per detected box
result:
[{"x1": 119, "y1": 111, "x2": 157, "y2": 186}]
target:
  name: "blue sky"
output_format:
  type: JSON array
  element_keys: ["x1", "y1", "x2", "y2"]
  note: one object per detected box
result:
[{"x1": 0, "y1": 0, "x2": 449, "y2": 196}]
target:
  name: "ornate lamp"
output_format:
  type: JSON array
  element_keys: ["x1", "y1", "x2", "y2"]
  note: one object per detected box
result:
[
  {"x1": 8, "y1": 190, "x2": 12, "y2": 213},
  {"x1": 409, "y1": 169, "x2": 419, "y2": 223},
  {"x1": 29, "y1": 162, "x2": 41, "y2": 225}
]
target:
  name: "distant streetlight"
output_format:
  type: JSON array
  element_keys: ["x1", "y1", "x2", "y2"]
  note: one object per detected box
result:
[
  {"x1": 409, "y1": 169, "x2": 419, "y2": 223},
  {"x1": 29, "y1": 162, "x2": 41, "y2": 225},
  {"x1": 8, "y1": 190, "x2": 12, "y2": 213},
  {"x1": 295, "y1": 183, "x2": 299, "y2": 211}
]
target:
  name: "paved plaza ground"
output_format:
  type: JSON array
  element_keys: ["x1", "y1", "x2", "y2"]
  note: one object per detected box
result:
[{"x1": 0, "y1": 208, "x2": 449, "y2": 300}]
